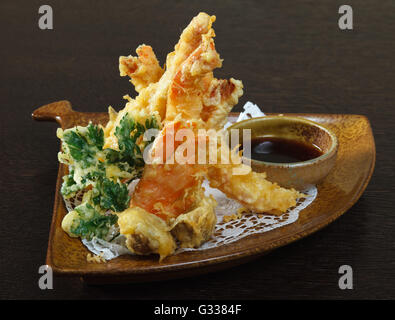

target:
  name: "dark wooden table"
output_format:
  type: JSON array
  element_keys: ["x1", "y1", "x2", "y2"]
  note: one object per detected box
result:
[{"x1": 1, "y1": 0, "x2": 394, "y2": 299}]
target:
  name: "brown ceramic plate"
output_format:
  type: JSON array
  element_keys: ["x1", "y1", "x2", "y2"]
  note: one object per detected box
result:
[{"x1": 32, "y1": 101, "x2": 375, "y2": 284}]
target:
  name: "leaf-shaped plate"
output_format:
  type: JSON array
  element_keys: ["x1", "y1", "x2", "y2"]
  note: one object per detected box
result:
[{"x1": 32, "y1": 101, "x2": 375, "y2": 284}]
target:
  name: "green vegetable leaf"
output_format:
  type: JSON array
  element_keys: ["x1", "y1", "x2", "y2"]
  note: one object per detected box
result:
[
  {"x1": 71, "y1": 203, "x2": 118, "y2": 240},
  {"x1": 86, "y1": 123, "x2": 104, "y2": 150},
  {"x1": 59, "y1": 114, "x2": 158, "y2": 239},
  {"x1": 62, "y1": 123, "x2": 104, "y2": 168},
  {"x1": 60, "y1": 170, "x2": 81, "y2": 197},
  {"x1": 63, "y1": 130, "x2": 94, "y2": 166},
  {"x1": 92, "y1": 178, "x2": 130, "y2": 212},
  {"x1": 114, "y1": 113, "x2": 142, "y2": 167}
]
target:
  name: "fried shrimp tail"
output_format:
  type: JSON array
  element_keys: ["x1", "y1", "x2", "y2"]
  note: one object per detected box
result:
[
  {"x1": 104, "y1": 12, "x2": 217, "y2": 149},
  {"x1": 205, "y1": 137, "x2": 304, "y2": 214},
  {"x1": 207, "y1": 164, "x2": 304, "y2": 215},
  {"x1": 201, "y1": 78, "x2": 244, "y2": 129},
  {"x1": 119, "y1": 45, "x2": 164, "y2": 93},
  {"x1": 165, "y1": 31, "x2": 222, "y2": 122}
]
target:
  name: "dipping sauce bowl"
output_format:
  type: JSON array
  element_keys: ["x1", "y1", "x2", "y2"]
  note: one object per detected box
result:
[{"x1": 228, "y1": 116, "x2": 338, "y2": 190}]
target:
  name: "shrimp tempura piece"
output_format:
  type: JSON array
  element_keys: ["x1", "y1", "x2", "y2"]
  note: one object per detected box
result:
[
  {"x1": 202, "y1": 130, "x2": 303, "y2": 215},
  {"x1": 165, "y1": 30, "x2": 243, "y2": 129},
  {"x1": 207, "y1": 164, "x2": 303, "y2": 215},
  {"x1": 119, "y1": 45, "x2": 164, "y2": 93},
  {"x1": 116, "y1": 12, "x2": 304, "y2": 261},
  {"x1": 165, "y1": 30, "x2": 221, "y2": 122},
  {"x1": 103, "y1": 12, "x2": 216, "y2": 149},
  {"x1": 201, "y1": 78, "x2": 243, "y2": 130},
  {"x1": 141, "y1": 12, "x2": 217, "y2": 120}
]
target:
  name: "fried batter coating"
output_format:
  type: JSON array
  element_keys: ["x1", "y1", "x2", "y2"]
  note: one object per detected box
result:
[
  {"x1": 165, "y1": 30, "x2": 244, "y2": 130},
  {"x1": 170, "y1": 194, "x2": 217, "y2": 248},
  {"x1": 119, "y1": 45, "x2": 164, "y2": 93},
  {"x1": 103, "y1": 12, "x2": 216, "y2": 149},
  {"x1": 118, "y1": 207, "x2": 176, "y2": 260},
  {"x1": 111, "y1": 12, "x2": 303, "y2": 261},
  {"x1": 207, "y1": 164, "x2": 303, "y2": 215},
  {"x1": 165, "y1": 30, "x2": 221, "y2": 123},
  {"x1": 201, "y1": 78, "x2": 244, "y2": 130}
]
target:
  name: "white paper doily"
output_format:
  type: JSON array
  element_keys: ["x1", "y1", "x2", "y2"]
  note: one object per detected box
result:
[
  {"x1": 176, "y1": 181, "x2": 317, "y2": 253},
  {"x1": 64, "y1": 178, "x2": 317, "y2": 260}
]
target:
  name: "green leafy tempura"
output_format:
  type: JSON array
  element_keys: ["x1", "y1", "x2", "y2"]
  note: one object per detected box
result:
[
  {"x1": 92, "y1": 177, "x2": 131, "y2": 213},
  {"x1": 57, "y1": 113, "x2": 159, "y2": 241},
  {"x1": 70, "y1": 202, "x2": 118, "y2": 241}
]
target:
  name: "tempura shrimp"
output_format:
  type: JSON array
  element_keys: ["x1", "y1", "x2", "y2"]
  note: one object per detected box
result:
[
  {"x1": 104, "y1": 12, "x2": 217, "y2": 149},
  {"x1": 118, "y1": 120, "x2": 216, "y2": 260},
  {"x1": 119, "y1": 45, "x2": 164, "y2": 93},
  {"x1": 116, "y1": 12, "x2": 304, "y2": 261}
]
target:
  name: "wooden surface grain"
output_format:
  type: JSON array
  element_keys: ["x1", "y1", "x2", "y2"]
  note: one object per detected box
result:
[{"x1": 0, "y1": 0, "x2": 394, "y2": 299}]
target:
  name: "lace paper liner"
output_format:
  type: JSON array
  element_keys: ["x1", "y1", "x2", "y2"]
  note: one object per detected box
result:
[
  {"x1": 176, "y1": 182, "x2": 317, "y2": 253},
  {"x1": 63, "y1": 191, "x2": 84, "y2": 213},
  {"x1": 63, "y1": 180, "x2": 317, "y2": 260}
]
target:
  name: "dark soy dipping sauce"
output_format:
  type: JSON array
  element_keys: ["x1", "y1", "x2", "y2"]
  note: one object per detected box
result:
[{"x1": 245, "y1": 136, "x2": 323, "y2": 163}]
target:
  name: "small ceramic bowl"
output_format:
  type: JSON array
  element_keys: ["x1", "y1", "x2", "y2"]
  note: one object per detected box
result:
[{"x1": 228, "y1": 116, "x2": 338, "y2": 190}]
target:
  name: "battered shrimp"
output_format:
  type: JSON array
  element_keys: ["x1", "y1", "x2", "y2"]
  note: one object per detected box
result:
[
  {"x1": 130, "y1": 120, "x2": 212, "y2": 220},
  {"x1": 165, "y1": 31, "x2": 220, "y2": 122},
  {"x1": 131, "y1": 163, "x2": 203, "y2": 221},
  {"x1": 104, "y1": 12, "x2": 216, "y2": 149},
  {"x1": 119, "y1": 121, "x2": 217, "y2": 259},
  {"x1": 201, "y1": 78, "x2": 244, "y2": 130},
  {"x1": 207, "y1": 164, "x2": 303, "y2": 215},
  {"x1": 165, "y1": 30, "x2": 244, "y2": 131},
  {"x1": 119, "y1": 45, "x2": 164, "y2": 93},
  {"x1": 116, "y1": 12, "x2": 304, "y2": 261}
]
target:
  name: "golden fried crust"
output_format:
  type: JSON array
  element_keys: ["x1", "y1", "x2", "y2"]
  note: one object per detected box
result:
[
  {"x1": 207, "y1": 165, "x2": 303, "y2": 214},
  {"x1": 119, "y1": 45, "x2": 164, "y2": 93},
  {"x1": 118, "y1": 207, "x2": 176, "y2": 260},
  {"x1": 170, "y1": 195, "x2": 217, "y2": 248},
  {"x1": 165, "y1": 31, "x2": 222, "y2": 123},
  {"x1": 104, "y1": 13, "x2": 217, "y2": 149},
  {"x1": 111, "y1": 12, "x2": 303, "y2": 262},
  {"x1": 201, "y1": 78, "x2": 244, "y2": 129}
]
